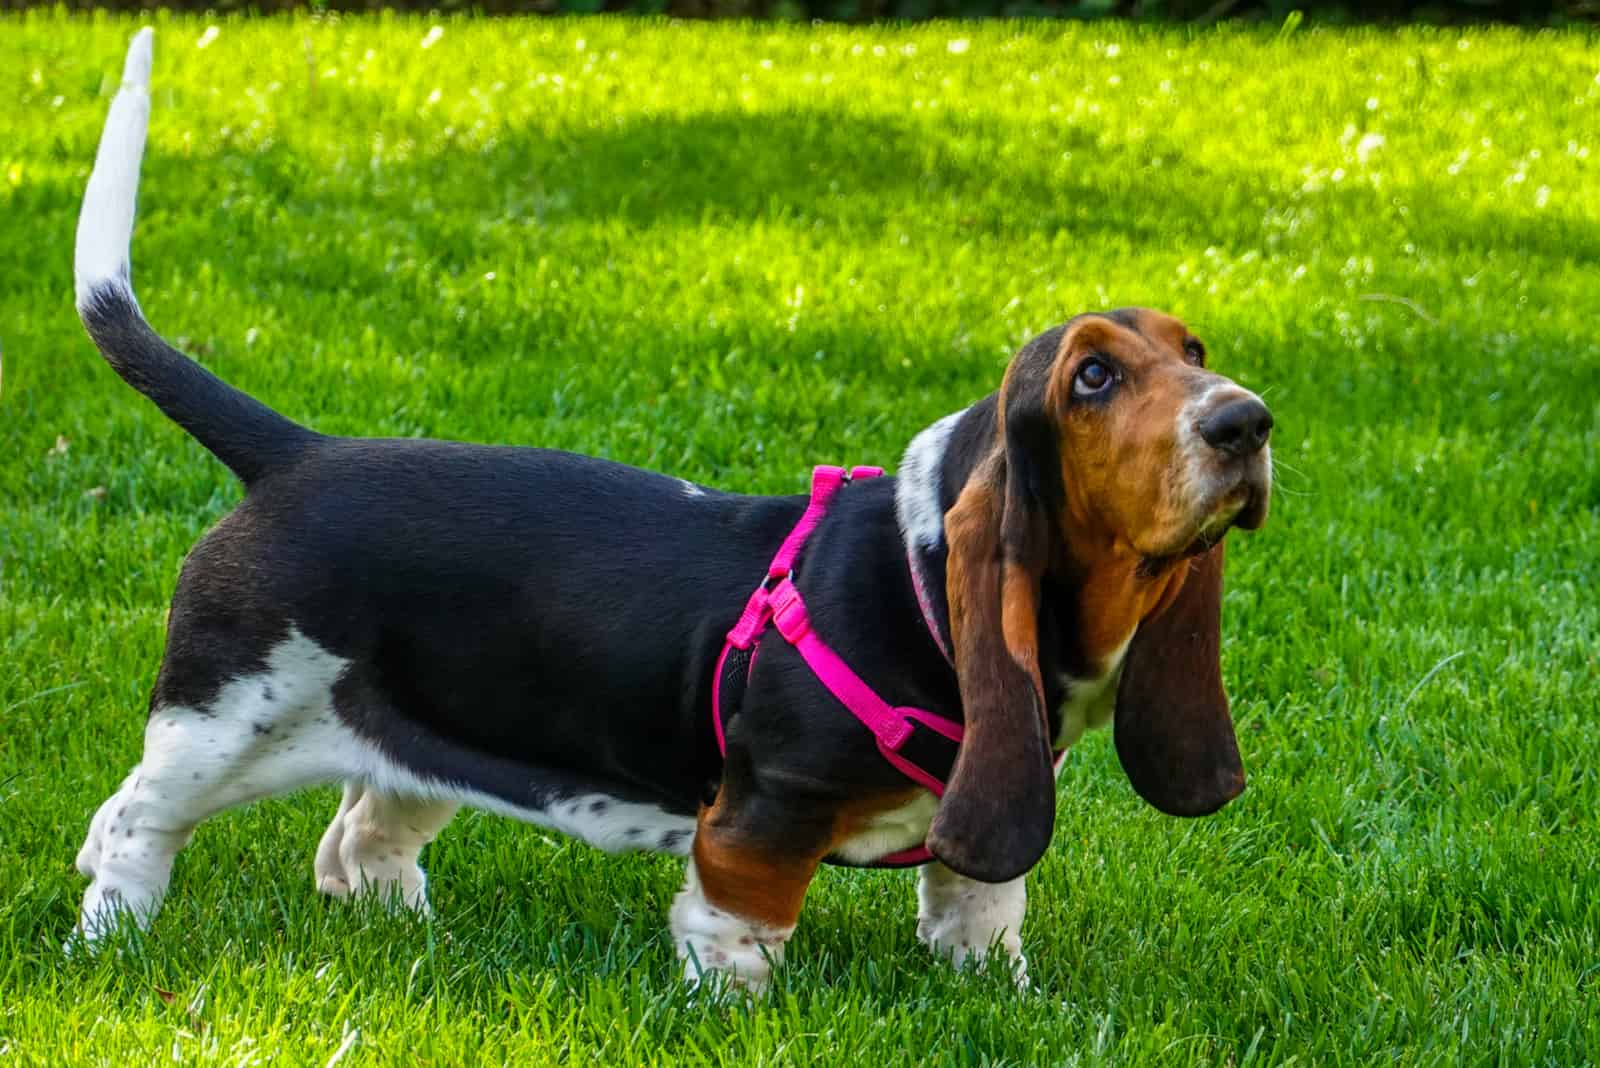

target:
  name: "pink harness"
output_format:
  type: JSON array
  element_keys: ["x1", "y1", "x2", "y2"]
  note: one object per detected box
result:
[{"x1": 710, "y1": 465, "x2": 964, "y2": 867}]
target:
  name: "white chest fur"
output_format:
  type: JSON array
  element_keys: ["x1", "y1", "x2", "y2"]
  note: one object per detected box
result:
[
  {"x1": 830, "y1": 792, "x2": 940, "y2": 864},
  {"x1": 1054, "y1": 639, "x2": 1131, "y2": 752}
]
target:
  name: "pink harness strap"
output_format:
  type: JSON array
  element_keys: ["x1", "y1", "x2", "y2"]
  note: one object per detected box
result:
[
  {"x1": 713, "y1": 465, "x2": 963, "y2": 867},
  {"x1": 712, "y1": 464, "x2": 1069, "y2": 868}
]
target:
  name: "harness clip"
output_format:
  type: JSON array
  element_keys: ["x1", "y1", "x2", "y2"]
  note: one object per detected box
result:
[{"x1": 769, "y1": 581, "x2": 811, "y2": 642}]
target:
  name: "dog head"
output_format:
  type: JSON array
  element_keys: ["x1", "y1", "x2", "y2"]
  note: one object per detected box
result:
[{"x1": 928, "y1": 308, "x2": 1272, "y2": 882}]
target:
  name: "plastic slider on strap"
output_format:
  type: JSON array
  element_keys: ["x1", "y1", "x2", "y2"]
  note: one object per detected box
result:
[
  {"x1": 876, "y1": 713, "x2": 915, "y2": 751},
  {"x1": 769, "y1": 580, "x2": 810, "y2": 642}
]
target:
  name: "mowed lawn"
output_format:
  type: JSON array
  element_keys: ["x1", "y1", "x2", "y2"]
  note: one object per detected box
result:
[{"x1": 2, "y1": 12, "x2": 1598, "y2": 1064}]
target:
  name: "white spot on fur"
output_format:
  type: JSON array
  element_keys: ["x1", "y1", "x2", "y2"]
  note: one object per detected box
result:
[
  {"x1": 679, "y1": 479, "x2": 706, "y2": 499},
  {"x1": 536, "y1": 792, "x2": 695, "y2": 855},
  {"x1": 75, "y1": 29, "x2": 152, "y2": 309},
  {"x1": 1054, "y1": 639, "x2": 1131, "y2": 750},
  {"x1": 830, "y1": 792, "x2": 938, "y2": 864},
  {"x1": 895, "y1": 408, "x2": 965, "y2": 550}
]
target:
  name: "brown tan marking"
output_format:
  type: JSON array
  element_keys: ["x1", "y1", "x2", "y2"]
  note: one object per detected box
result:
[
  {"x1": 1000, "y1": 562, "x2": 1043, "y2": 690},
  {"x1": 691, "y1": 802, "x2": 823, "y2": 933},
  {"x1": 1046, "y1": 316, "x2": 1214, "y2": 566}
]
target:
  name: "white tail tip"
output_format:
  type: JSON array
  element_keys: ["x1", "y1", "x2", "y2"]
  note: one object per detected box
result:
[
  {"x1": 123, "y1": 28, "x2": 154, "y2": 89},
  {"x1": 75, "y1": 29, "x2": 155, "y2": 310}
]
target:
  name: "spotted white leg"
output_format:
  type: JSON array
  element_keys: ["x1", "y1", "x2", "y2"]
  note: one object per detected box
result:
[
  {"x1": 314, "y1": 782, "x2": 458, "y2": 912},
  {"x1": 72, "y1": 635, "x2": 356, "y2": 944},
  {"x1": 669, "y1": 858, "x2": 795, "y2": 992},
  {"x1": 916, "y1": 862, "x2": 1029, "y2": 986},
  {"x1": 74, "y1": 715, "x2": 342, "y2": 943}
]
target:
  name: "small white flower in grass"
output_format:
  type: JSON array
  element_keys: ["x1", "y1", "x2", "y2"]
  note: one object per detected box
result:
[
  {"x1": 947, "y1": 38, "x2": 970, "y2": 55},
  {"x1": 196, "y1": 26, "x2": 220, "y2": 50},
  {"x1": 246, "y1": 327, "x2": 260, "y2": 347},
  {"x1": 420, "y1": 26, "x2": 444, "y2": 50},
  {"x1": 484, "y1": 271, "x2": 496, "y2": 281},
  {"x1": 1356, "y1": 132, "x2": 1385, "y2": 163},
  {"x1": 575, "y1": 37, "x2": 586, "y2": 51}
]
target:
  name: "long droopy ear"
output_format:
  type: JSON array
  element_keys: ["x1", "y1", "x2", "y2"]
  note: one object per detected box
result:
[
  {"x1": 926, "y1": 449, "x2": 1057, "y2": 883},
  {"x1": 1114, "y1": 543, "x2": 1246, "y2": 816}
]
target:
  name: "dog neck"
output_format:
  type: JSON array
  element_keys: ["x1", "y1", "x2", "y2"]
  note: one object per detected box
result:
[{"x1": 894, "y1": 408, "x2": 968, "y2": 664}]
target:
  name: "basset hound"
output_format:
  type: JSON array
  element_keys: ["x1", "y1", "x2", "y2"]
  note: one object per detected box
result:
[{"x1": 69, "y1": 31, "x2": 1273, "y2": 989}]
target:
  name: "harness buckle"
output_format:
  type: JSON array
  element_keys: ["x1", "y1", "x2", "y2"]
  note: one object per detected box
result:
[{"x1": 769, "y1": 580, "x2": 811, "y2": 642}]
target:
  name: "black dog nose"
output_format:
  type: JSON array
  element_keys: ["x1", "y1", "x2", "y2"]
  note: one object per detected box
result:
[{"x1": 1197, "y1": 397, "x2": 1273, "y2": 457}]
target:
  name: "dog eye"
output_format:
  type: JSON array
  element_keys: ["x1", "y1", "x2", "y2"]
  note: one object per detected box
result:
[
  {"x1": 1184, "y1": 339, "x2": 1206, "y2": 366},
  {"x1": 1073, "y1": 357, "x2": 1114, "y2": 397}
]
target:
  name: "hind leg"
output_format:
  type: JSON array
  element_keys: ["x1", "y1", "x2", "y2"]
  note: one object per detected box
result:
[
  {"x1": 74, "y1": 629, "x2": 356, "y2": 944},
  {"x1": 76, "y1": 767, "x2": 144, "y2": 884},
  {"x1": 314, "y1": 783, "x2": 457, "y2": 912}
]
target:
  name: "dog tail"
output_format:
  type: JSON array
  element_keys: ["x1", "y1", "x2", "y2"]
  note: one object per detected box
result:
[{"x1": 75, "y1": 29, "x2": 316, "y2": 486}]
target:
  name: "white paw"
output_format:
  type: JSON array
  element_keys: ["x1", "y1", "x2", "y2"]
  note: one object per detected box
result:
[
  {"x1": 72, "y1": 880, "x2": 155, "y2": 951},
  {"x1": 917, "y1": 916, "x2": 1029, "y2": 984},
  {"x1": 324, "y1": 831, "x2": 431, "y2": 913},
  {"x1": 315, "y1": 872, "x2": 352, "y2": 898},
  {"x1": 326, "y1": 855, "x2": 430, "y2": 913},
  {"x1": 669, "y1": 861, "x2": 788, "y2": 992}
]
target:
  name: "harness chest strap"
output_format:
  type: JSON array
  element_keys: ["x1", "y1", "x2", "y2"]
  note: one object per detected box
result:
[{"x1": 712, "y1": 465, "x2": 1063, "y2": 869}]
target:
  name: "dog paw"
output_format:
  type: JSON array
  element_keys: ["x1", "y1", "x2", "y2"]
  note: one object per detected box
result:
[{"x1": 315, "y1": 872, "x2": 352, "y2": 898}]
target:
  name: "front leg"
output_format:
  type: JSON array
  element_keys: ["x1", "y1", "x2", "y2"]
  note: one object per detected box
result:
[
  {"x1": 669, "y1": 787, "x2": 829, "y2": 992},
  {"x1": 916, "y1": 862, "x2": 1029, "y2": 984}
]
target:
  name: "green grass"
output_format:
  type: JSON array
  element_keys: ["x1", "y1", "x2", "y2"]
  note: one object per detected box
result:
[{"x1": 2, "y1": 11, "x2": 1598, "y2": 1065}]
